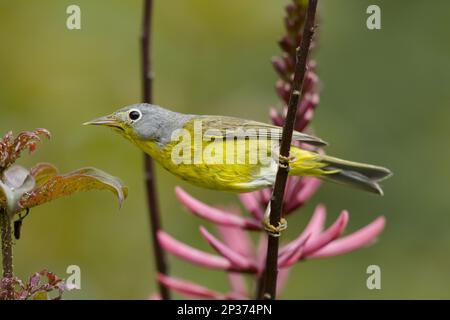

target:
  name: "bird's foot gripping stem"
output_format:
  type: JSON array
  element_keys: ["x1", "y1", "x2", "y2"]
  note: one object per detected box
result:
[
  {"x1": 278, "y1": 154, "x2": 296, "y2": 169},
  {"x1": 270, "y1": 145, "x2": 296, "y2": 169},
  {"x1": 262, "y1": 202, "x2": 287, "y2": 237},
  {"x1": 263, "y1": 216, "x2": 287, "y2": 237}
]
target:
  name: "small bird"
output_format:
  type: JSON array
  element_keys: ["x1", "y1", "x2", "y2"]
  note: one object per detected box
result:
[{"x1": 85, "y1": 103, "x2": 392, "y2": 234}]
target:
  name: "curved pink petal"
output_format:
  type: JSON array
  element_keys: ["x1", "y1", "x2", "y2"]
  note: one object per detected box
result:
[
  {"x1": 298, "y1": 92, "x2": 318, "y2": 115},
  {"x1": 303, "y1": 210, "x2": 349, "y2": 256},
  {"x1": 308, "y1": 216, "x2": 386, "y2": 259},
  {"x1": 304, "y1": 204, "x2": 327, "y2": 238},
  {"x1": 259, "y1": 188, "x2": 272, "y2": 205},
  {"x1": 278, "y1": 231, "x2": 309, "y2": 262},
  {"x1": 278, "y1": 234, "x2": 309, "y2": 268},
  {"x1": 285, "y1": 177, "x2": 321, "y2": 213},
  {"x1": 276, "y1": 268, "x2": 291, "y2": 296},
  {"x1": 270, "y1": 106, "x2": 284, "y2": 126},
  {"x1": 256, "y1": 234, "x2": 268, "y2": 273},
  {"x1": 157, "y1": 231, "x2": 231, "y2": 270},
  {"x1": 225, "y1": 291, "x2": 249, "y2": 300},
  {"x1": 216, "y1": 225, "x2": 254, "y2": 258},
  {"x1": 227, "y1": 273, "x2": 247, "y2": 297},
  {"x1": 284, "y1": 176, "x2": 302, "y2": 204},
  {"x1": 277, "y1": 80, "x2": 292, "y2": 104},
  {"x1": 279, "y1": 204, "x2": 326, "y2": 257},
  {"x1": 199, "y1": 227, "x2": 258, "y2": 273},
  {"x1": 239, "y1": 192, "x2": 264, "y2": 220},
  {"x1": 272, "y1": 57, "x2": 288, "y2": 81},
  {"x1": 157, "y1": 274, "x2": 224, "y2": 299},
  {"x1": 176, "y1": 187, "x2": 261, "y2": 230},
  {"x1": 295, "y1": 93, "x2": 319, "y2": 131}
]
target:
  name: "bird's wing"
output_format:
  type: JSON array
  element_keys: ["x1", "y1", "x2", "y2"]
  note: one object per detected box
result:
[{"x1": 196, "y1": 116, "x2": 327, "y2": 146}]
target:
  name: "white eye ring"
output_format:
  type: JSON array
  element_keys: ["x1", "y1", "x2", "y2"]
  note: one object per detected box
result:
[{"x1": 128, "y1": 109, "x2": 142, "y2": 122}]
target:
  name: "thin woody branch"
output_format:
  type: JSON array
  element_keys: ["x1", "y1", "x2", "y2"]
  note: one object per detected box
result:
[
  {"x1": 261, "y1": 0, "x2": 318, "y2": 300},
  {"x1": 0, "y1": 209, "x2": 14, "y2": 300},
  {"x1": 141, "y1": 0, "x2": 171, "y2": 300}
]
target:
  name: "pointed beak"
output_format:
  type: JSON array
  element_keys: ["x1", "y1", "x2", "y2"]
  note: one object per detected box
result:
[{"x1": 83, "y1": 115, "x2": 122, "y2": 129}]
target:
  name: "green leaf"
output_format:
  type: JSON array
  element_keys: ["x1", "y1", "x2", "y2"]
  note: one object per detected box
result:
[{"x1": 18, "y1": 167, "x2": 128, "y2": 212}]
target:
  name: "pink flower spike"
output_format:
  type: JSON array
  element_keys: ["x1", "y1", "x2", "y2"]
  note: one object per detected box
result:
[
  {"x1": 283, "y1": 176, "x2": 301, "y2": 203},
  {"x1": 175, "y1": 187, "x2": 261, "y2": 230},
  {"x1": 304, "y1": 204, "x2": 327, "y2": 237},
  {"x1": 227, "y1": 273, "x2": 247, "y2": 297},
  {"x1": 303, "y1": 210, "x2": 349, "y2": 257},
  {"x1": 285, "y1": 177, "x2": 321, "y2": 213},
  {"x1": 256, "y1": 234, "x2": 268, "y2": 274},
  {"x1": 239, "y1": 192, "x2": 264, "y2": 220},
  {"x1": 199, "y1": 226, "x2": 258, "y2": 273},
  {"x1": 157, "y1": 231, "x2": 231, "y2": 270},
  {"x1": 272, "y1": 56, "x2": 288, "y2": 79},
  {"x1": 279, "y1": 204, "x2": 326, "y2": 257},
  {"x1": 308, "y1": 216, "x2": 386, "y2": 259},
  {"x1": 270, "y1": 107, "x2": 284, "y2": 126},
  {"x1": 157, "y1": 274, "x2": 224, "y2": 299},
  {"x1": 276, "y1": 268, "x2": 291, "y2": 297},
  {"x1": 225, "y1": 292, "x2": 249, "y2": 300},
  {"x1": 278, "y1": 231, "x2": 309, "y2": 260},
  {"x1": 260, "y1": 188, "x2": 272, "y2": 204},
  {"x1": 297, "y1": 93, "x2": 315, "y2": 115},
  {"x1": 216, "y1": 225, "x2": 254, "y2": 258},
  {"x1": 275, "y1": 80, "x2": 291, "y2": 104},
  {"x1": 278, "y1": 234, "x2": 310, "y2": 268}
]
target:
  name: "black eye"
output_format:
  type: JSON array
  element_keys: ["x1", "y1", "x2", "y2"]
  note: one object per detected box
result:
[{"x1": 129, "y1": 110, "x2": 141, "y2": 121}]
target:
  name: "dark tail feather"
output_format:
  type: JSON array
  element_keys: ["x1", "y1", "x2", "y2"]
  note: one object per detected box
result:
[{"x1": 318, "y1": 155, "x2": 393, "y2": 196}]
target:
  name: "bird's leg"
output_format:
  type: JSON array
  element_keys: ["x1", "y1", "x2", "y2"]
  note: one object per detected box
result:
[
  {"x1": 262, "y1": 201, "x2": 287, "y2": 237},
  {"x1": 278, "y1": 154, "x2": 296, "y2": 169}
]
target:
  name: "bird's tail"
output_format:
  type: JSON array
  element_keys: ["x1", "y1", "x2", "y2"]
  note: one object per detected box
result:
[{"x1": 289, "y1": 151, "x2": 392, "y2": 195}]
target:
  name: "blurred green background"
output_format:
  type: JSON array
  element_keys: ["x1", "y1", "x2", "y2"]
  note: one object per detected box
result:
[{"x1": 0, "y1": 0, "x2": 449, "y2": 299}]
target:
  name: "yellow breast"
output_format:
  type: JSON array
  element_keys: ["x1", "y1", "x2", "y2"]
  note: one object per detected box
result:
[{"x1": 133, "y1": 135, "x2": 276, "y2": 192}]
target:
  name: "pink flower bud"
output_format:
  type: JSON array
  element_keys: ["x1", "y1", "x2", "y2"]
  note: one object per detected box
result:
[{"x1": 176, "y1": 187, "x2": 261, "y2": 230}]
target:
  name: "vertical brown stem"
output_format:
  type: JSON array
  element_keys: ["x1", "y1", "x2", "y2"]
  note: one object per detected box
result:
[
  {"x1": 255, "y1": 271, "x2": 266, "y2": 299},
  {"x1": 141, "y1": 0, "x2": 171, "y2": 299},
  {"x1": 1, "y1": 209, "x2": 14, "y2": 300},
  {"x1": 261, "y1": 0, "x2": 318, "y2": 300}
]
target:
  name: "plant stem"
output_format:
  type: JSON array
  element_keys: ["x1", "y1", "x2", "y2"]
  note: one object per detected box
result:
[
  {"x1": 1, "y1": 209, "x2": 14, "y2": 299},
  {"x1": 261, "y1": 0, "x2": 318, "y2": 300},
  {"x1": 141, "y1": 0, "x2": 171, "y2": 300},
  {"x1": 255, "y1": 271, "x2": 266, "y2": 299}
]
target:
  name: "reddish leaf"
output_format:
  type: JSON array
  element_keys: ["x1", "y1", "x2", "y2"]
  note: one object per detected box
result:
[
  {"x1": 18, "y1": 167, "x2": 128, "y2": 211},
  {"x1": 30, "y1": 163, "x2": 59, "y2": 186}
]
